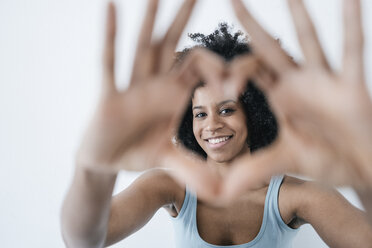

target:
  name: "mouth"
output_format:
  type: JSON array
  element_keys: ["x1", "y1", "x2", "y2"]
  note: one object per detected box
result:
[{"x1": 204, "y1": 135, "x2": 233, "y2": 149}]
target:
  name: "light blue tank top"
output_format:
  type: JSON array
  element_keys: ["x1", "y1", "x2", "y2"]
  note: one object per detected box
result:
[{"x1": 171, "y1": 175, "x2": 298, "y2": 248}]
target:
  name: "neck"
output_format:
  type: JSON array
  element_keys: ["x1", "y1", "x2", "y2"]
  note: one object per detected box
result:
[
  {"x1": 206, "y1": 159, "x2": 230, "y2": 176},
  {"x1": 206, "y1": 145, "x2": 250, "y2": 177}
]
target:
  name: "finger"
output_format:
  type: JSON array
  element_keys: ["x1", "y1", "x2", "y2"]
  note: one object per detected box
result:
[
  {"x1": 102, "y1": 2, "x2": 117, "y2": 95},
  {"x1": 161, "y1": 147, "x2": 224, "y2": 202},
  {"x1": 253, "y1": 66, "x2": 276, "y2": 95},
  {"x1": 220, "y1": 142, "x2": 288, "y2": 203},
  {"x1": 131, "y1": 0, "x2": 160, "y2": 84},
  {"x1": 136, "y1": 0, "x2": 159, "y2": 55},
  {"x1": 227, "y1": 55, "x2": 261, "y2": 95},
  {"x1": 160, "y1": 0, "x2": 197, "y2": 72},
  {"x1": 176, "y1": 48, "x2": 227, "y2": 91},
  {"x1": 287, "y1": 0, "x2": 330, "y2": 69},
  {"x1": 230, "y1": 0, "x2": 295, "y2": 74},
  {"x1": 342, "y1": 0, "x2": 365, "y2": 83},
  {"x1": 167, "y1": 49, "x2": 227, "y2": 129}
]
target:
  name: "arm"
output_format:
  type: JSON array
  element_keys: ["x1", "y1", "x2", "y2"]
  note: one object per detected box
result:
[
  {"x1": 61, "y1": 167, "x2": 117, "y2": 248},
  {"x1": 226, "y1": 0, "x2": 372, "y2": 222},
  {"x1": 356, "y1": 189, "x2": 372, "y2": 226},
  {"x1": 61, "y1": 1, "x2": 222, "y2": 247},
  {"x1": 61, "y1": 168, "x2": 180, "y2": 248},
  {"x1": 104, "y1": 169, "x2": 183, "y2": 246},
  {"x1": 293, "y1": 181, "x2": 372, "y2": 248}
]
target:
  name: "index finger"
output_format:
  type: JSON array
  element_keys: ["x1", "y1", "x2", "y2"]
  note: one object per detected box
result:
[
  {"x1": 137, "y1": 0, "x2": 159, "y2": 51},
  {"x1": 287, "y1": 0, "x2": 330, "y2": 69},
  {"x1": 131, "y1": 0, "x2": 160, "y2": 76},
  {"x1": 231, "y1": 0, "x2": 295, "y2": 74},
  {"x1": 227, "y1": 54, "x2": 261, "y2": 96},
  {"x1": 102, "y1": 2, "x2": 117, "y2": 95},
  {"x1": 342, "y1": 0, "x2": 365, "y2": 83},
  {"x1": 160, "y1": 0, "x2": 197, "y2": 72}
]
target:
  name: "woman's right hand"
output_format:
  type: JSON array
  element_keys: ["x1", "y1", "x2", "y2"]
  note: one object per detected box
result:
[
  {"x1": 75, "y1": 0, "x2": 233, "y2": 200},
  {"x1": 77, "y1": 0, "x2": 225, "y2": 172}
]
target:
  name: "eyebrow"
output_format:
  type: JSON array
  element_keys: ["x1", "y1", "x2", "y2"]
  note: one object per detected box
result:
[{"x1": 192, "y1": 100, "x2": 237, "y2": 111}]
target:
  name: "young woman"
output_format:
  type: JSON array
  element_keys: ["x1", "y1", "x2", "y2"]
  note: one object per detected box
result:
[{"x1": 61, "y1": 0, "x2": 372, "y2": 247}]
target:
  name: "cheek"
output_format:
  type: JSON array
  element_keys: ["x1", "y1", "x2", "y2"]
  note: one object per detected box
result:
[
  {"x1": 193, "y1": 121, "x2": 207, "y2": 149},
  {"x1": 192, "y1": 122, "x2": 201, "y2": 142},
  {"x1": 236, "y1": 125, "x2": 247, "y2": 140},
  {"x1": 241, "y1": 126, "x2": 248, "y2": 143},
  {"x1": 233, "y1": 117, "x2": 248, "y2": 142}
]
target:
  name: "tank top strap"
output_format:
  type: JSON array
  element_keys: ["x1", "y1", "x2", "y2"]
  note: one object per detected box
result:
[
  {"x1": 265, "y1": 175, "x2": 298, "y2": 233},
  {"x1": 171, "y1": 176, "x2": 299, "y2": 247},
  {"x1": 172, "y1": 185, "x2": 198, "y2": 234}
]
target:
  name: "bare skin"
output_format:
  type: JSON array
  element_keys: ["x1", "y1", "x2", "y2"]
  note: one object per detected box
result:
[
  {"x1": 61, "y1": 0, "x2": 372, "y2": 247},
  {"x1": 105, "y1": 164, "x2": 372, "y2": 247},
  {"x1": 221, "y1": 0, "x2": 372, "y2": 224},
  {"x1": 61, "y1": 1, "x2": 231, "y2": 247},
  {"x1": 103, "y1": 83, "x2": 372, "y2": 247}
]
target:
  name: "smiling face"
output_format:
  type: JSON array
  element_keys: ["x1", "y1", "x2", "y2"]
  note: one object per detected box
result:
[{"x1": 192, "y1": 86, "x2": 249, "y2": 163}]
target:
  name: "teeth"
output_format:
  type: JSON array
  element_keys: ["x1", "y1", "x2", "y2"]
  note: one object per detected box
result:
[{"x1": 208, "y1": 136, "x2": 230, "y2": 144}]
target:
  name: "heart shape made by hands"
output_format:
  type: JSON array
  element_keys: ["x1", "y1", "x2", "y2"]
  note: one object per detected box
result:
[{"x1": 77, "y1": 0, "x2": 372, "y2": 208}]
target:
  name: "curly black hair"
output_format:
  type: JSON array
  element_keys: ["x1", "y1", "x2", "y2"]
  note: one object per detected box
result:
[{"x1": 177, "y1": 23, "x2": 278, "y2": 159}]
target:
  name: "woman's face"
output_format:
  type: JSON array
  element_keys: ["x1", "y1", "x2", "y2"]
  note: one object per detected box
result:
[{"x1": 192, "y1": 86, "x2": 249, "y2": 163}]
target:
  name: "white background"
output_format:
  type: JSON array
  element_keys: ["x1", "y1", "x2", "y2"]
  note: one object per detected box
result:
[{"x1": 1, "y1": 0, "x2": 371, "y2": 247}]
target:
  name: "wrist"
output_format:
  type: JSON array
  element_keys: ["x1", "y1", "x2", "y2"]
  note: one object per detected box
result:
[
  {"x1": 343, "y1": 105, "x2": 372, "y2": 188},
  {"x1": 355, "y1": 188, "x2": 372, "y2": 225},
  {"x1": 75, "y1": 156, "x2": 119, "y2": 177},
  {"x1": 74, "y1": 162, "x2": 118, "y2": 192},
  {"x1": 354, "y1": 148, "x2": 372, "y2": 188}
]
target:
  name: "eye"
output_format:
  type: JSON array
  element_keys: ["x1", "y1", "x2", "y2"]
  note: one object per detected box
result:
[
  {"x1": 220, "y1": 108, "x2": 235, "y2": 115},
  {"x1": 194, "y1": 112, "x2": 207, "y2": 119}
]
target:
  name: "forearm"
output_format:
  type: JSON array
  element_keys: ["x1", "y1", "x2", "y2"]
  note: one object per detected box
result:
[
  {"x1": 61, "y1": 165, "x2": 117, "y2": 248},
  {"x1": 345, "y1": 103, "x2": 372, "y2": 186},
  {"x1": 350, "y1": 128, "x2": 372, "y2": 226},
  {"x1": 356, "y1": 188, "x2": 372, "y2": 227}
]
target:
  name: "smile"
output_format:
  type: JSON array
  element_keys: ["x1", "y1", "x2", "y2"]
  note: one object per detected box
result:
[{"x1": 205, "y1": 135, "x2": 233, "y2": 148}]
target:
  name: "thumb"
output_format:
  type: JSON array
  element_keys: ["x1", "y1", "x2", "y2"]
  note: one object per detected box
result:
[
  {"x1": 220, "y1": 141, "x2": 288, "y2": 204},
  {"x1": 160, "y1": 146, "x2": 224, "y2": 202}
]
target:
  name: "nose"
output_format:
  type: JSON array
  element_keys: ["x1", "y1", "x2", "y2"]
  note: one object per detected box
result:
[{"x1": 205, "y1": 113, "x2": 224, "y2": 133}]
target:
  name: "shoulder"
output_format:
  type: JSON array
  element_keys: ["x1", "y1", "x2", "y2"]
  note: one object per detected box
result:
[
  {"x1": 112, "y1": 169, "x2": 185, "y2": 210},
  {"x1": 277, "y1": 175, "x2": 329, "y2": 227},
  {"x1": 125, "y1": 169, "x2": 186, "y2": 215},
  {"x1": 280, "y1": 175, "x2": 336, "y2": 201},
  {"x1": 281, "y1": 175, "x2": 343, "y2": 207},
  {"x1": 134, "y1": 168, "x2": 183, "y2": 187},
  {"x1": 272, "y1": 175, "x2": 304, "y2": 227},
  {"x1": 131, "y1": 168, "x2": 185, "y2": 201},
  {"x1": 279, "y1": 175, "x2": 352, "y2": 223},
  {"x1": 280, "y1": 175, "x2": 335, "y2": 209}
]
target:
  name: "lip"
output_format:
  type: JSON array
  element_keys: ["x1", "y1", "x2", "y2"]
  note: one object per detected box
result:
[{"x1": 204, "y1": 135, "x2": 233, "y2": 149}]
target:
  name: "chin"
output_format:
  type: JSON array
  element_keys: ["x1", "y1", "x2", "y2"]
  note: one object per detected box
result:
[
  {"x1": 207, "y1": 147, "x2": 248, "y2": 163},
  {"x1": 209, "y1": 153, "x2": 235, "y2": 163}
]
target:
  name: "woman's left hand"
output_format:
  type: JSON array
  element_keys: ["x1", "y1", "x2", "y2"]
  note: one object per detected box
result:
[{"x1": 221, "y1": 0, "x2": 372, "y2": 200}]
